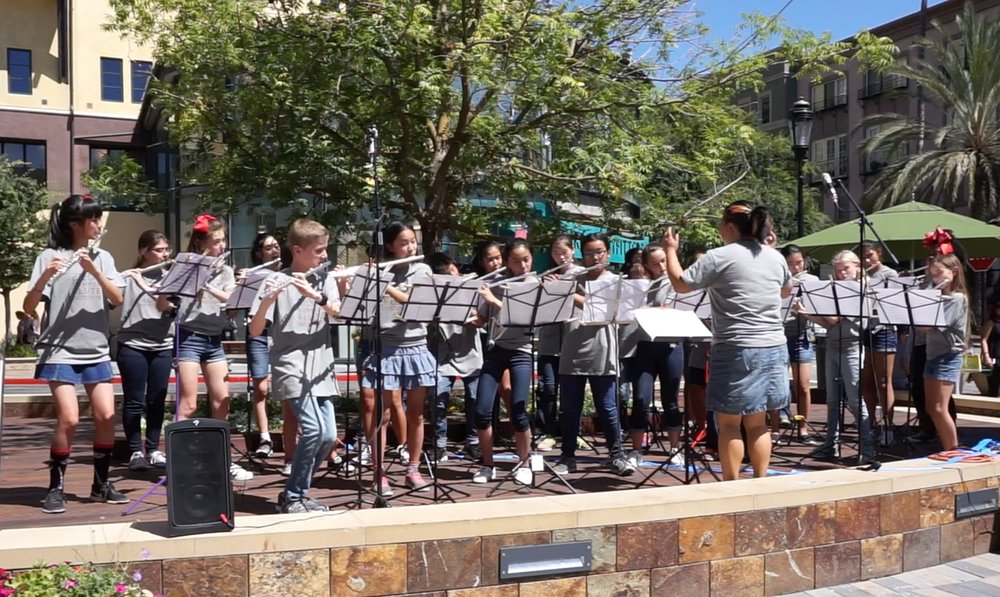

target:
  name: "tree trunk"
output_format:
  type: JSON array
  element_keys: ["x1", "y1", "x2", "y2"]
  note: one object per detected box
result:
[
  {"x1": 2, "y1": 288, "x2": 11, "y2": 347},
  {"x1": 420, "y1": 216, "x2": 444, "y2": 256}
]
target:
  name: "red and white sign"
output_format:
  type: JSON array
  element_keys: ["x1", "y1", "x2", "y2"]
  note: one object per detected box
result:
[{"x1": 968, "y1": 257, "x2": 996, "y2": 272}]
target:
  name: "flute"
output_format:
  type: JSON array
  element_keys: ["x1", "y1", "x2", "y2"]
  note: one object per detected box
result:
[
  {"x1": 137, "y1": 259, "x2": 174, "y2": 275},
  {"x1": 487, "y1": 271, "x2": 537, "y2": 288},
  {"x1": 245, "y1": 257, "x2": 281, "y2": 274},
  {"x1": 560, "y1": 261, "x2": 607, "y2": 279},
  {"x1": 261, "y1": 261, "x2": 330, "y2": 300},
  {"x1": 328, "y1": 254, "x2": 425, "y2": 279},
  {"x1": 53, "y1": 229, "x2": 109, "y2": 279},
  {"x1": 476, "y1": 267, "x2": 508, "y2": 281}
]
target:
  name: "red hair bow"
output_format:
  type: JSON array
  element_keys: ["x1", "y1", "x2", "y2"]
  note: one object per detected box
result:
[
  {"x1": 193, "y1": 214, "x2": 217, "y2": 233},
  {"x1": 923, "y1": 227, "x2": 954, "y2": 255}
]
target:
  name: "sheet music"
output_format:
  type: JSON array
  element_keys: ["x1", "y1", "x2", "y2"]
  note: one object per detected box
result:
[
  {"x1": 498, "y1": 279, "x2": 576, "y2": 327},
  {"x1": 872, "y1": 288, "x2": 945, "y2": 327},
  {"x1": 335, "y1": 266, "x2": 395, "y2": 324},
  {"x1": 798, "y1": 280, "x2": 873, "y2": 318},
  {"x1": 582, "y1": 277, "x2": 650, "y2": 324},
  {"x1": 401, "y1": 274, "x2": 481, "y2": 324},
  {"x1": 634, "y1": 308, "x2": 713, "y2": 341},
  {"x1": 673, "y1": 289, "x2": 712, "y2": 320},
  {"x1": 152, "y1": 253, "x2": 218, "y2": 298},
  {"x1": 227, "y1": 270, "x2": 271, "y2": 310}
]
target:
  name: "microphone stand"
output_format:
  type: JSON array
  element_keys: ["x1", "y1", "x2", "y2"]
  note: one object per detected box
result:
[
  {"x1": 365, "y1": 125, "x2": 392, "y2": 507},
  {"x1": 832, "y1": 179, "x2": 885, "y2": 471}
]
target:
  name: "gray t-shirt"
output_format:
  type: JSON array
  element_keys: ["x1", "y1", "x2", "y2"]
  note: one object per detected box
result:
[
  {"x1": 824, "y1": 316, "x2": 861, "y2": 352},
  {"x1": 29, "y1": 248, "x2": 125, "y2": 365},
  {"x1": 867, "y1": 265, "x2": 899, "y2": 286},
  {"x1": 254, "y1": 269, "x2": 341, "y2": 399},
  {"x1": 926, "y1": 292, "x2": 968, "y2": 359},
  {"x1": 431, "y1": 322, "x2": 483, "y2": 377},
  {"x1": 374, "y1": 262, "x2": 433, "y2": 348},
  {"x1": 559, "y1": 270, "x2": 618, "y2": 376},
  {"x1": 177, "y1": 265, "x2": 236, "y2": 336},
  {"x1": 681, "y1": 241, "x2": 790, "y2": 348},
  {"x1": 118, "y1": 271, "x2": 174, "y2": 352}
]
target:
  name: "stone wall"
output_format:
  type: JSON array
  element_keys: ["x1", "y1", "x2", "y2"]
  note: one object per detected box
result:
[{"x1": 50, "y1": 478, "x2": 998, "y2": 597}]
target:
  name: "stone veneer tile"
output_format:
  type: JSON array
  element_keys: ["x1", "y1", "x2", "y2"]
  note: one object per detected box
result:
[
  {"x1": 480, "y1": 531, "x2": 550, "y2": 585},
  {"x1": 586, "y1": 570, "x2": 650, "y2": 597},
  {"x1": 880, "y1": 491, "x2": 921, "y2": 535},
  {"x1": 902, "y1": 527, "x2": 941, "y2": 572},
  {"x1": 407, "y1": 538, "x2": 482, "y2": 593},
  {"x1": 651, "y1": 562, "x2": 709, "y2": 597},
  {"x1": 814, "y1": 541, "x2": 861, "y2": 587},
  {"x1": 125, "y1": 561, "x2": 162, "y2": 595},
  {"x1": 920, "y1": 486, "x2": 955, "y2": 528},
  {"x1": 710, "y1": 555, "x2": 764, "y2": 597},
  {"x1": 617, "y1": 521, "x2": 678, "y2": 571},
  {"x1": 735, "y1": 508, "x2": 787, "y2": 556},
  {"x1": 972, "y1": 514, "x2": 996, "y2": 555},
  {"x1": 552, "y1": 526, "x2": 616, "y2": 573},
  {"x1": 786, "y1": 503, "x2": 837, "y2": 548},
  {"x1": 940, "y1": 519, "x2": 975, "y2": 563},
  {"x1": 518, "y1": 576, "x2": 587, "y2": 597},
  {"x1": 162, "y1": 555, "x2": 248, "y2": 597},
  {"x1": 764, "y1": 548, "x2": 815, "y2": 596},
  {"x1": 679, "y1": 514, "x2": 734, "y2": 564},
  {"x1": 860, "y1": 534, "x2": 903, "y2": 580},
  {"x1": 249, "y1": 549, "x2": 329, "y2": 597},
  {"x1": 835, "y1": 497, "x2": 880, "y2": 542},
  {"x1": 330, "y1": 544, "x2": 407, "y2": 596},
  {"x1": 448, "y1": 586, "x2": 518, "y2": 597}
]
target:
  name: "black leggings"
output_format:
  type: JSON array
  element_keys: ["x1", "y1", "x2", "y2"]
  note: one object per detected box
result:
[{"x1": 118, "y1": 345, "x2": 172, "y2": 453}]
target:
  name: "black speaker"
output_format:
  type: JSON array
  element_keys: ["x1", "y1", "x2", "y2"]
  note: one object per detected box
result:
[{"x1": 165, "y1": 418, "x2": 234, "y2": 537}]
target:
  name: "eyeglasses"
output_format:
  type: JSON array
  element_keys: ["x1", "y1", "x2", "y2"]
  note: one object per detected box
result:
[{"x1": 583, "y1": 250, "x2": 608, "y2": 258}]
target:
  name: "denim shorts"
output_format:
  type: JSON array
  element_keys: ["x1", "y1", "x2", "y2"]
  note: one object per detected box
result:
[
  {"x1": 865, "y1": 328, "x2": 898, "y2": 353},
  {"x1": 924, "y1": 352, "x2": 962, "y2": 385},
  {"x1": 707, "y1": 343, "x2": 790, "y2": 416},
  {"x1": 362, "y1": 344, "x2": 436, "y2": 391},
  {"x1": 35, "y1": 361, "x2": 114, "y2": 384},
  {"x1": 176, "y1": 327, "x2": 227, "y2": 364},
  {"x1": 246, "y1": 334, "x2": 269, "y2": 379},
  {"x1": 787, "y1": 333, "x2": 815, "y2": 364}
]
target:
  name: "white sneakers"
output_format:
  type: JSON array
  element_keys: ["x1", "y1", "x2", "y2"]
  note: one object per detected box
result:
[
  {"x1": 472, "y1": 466, "x2": 496, "y2": 483},
  {"x1": 128, "y1": 451, "x2": 149, "y2": 471},
  {"x1": 148, "y1": 451, "x2": 167, "y2": 468},
  {"x1": 230, "y1": 463, "x2": 254, "y2": 481}
]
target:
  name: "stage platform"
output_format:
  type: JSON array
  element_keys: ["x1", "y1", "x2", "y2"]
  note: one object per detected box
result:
[{"x1": 1, "y1": 407, "x2": 1000, "y2": 596}]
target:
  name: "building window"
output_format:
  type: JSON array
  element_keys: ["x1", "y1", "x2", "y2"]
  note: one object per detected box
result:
[
  {"x1": 811, "y1": 76, "x2": 847, "y2": 111},
  {"x1": 89, "y1": 146, "x2": 127, "y2": 168},
  {"x1": 758, "y1": 92, "x2": 772, "y2": 124},
  {"x1": 1, "y1": 140, "x2": 46, "y2": 184},
  {"x1": 100, "y1": 57, "x2": 124, "y2": 102},
  {"x1": 131, "y1": 60, "x2": 152, "y2": 103},
  {"x1": 811, "y1": 134, "x2": 848, "y2": 179},
  {"x1": 7, "y1": 48, "x2": 32, "y2": 95}
]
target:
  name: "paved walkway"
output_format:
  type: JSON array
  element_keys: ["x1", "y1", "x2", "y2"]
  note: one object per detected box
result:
[{"x1": 785, "y1": 553, "x2": 1000, "y2": 596}]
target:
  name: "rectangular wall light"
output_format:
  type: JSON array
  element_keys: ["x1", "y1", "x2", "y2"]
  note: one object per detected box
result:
[{"x1": 498, "y1": 541, "x2": 593, "y2": 581}]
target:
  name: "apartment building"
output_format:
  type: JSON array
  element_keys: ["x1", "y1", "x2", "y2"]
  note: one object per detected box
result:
[{"x1": 735, "y1": 0, "x2": 1000, "y2": 224}]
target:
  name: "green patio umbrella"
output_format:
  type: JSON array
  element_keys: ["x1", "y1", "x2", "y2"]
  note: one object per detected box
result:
[{"x1": 788, "y1": 201, "x2": 1000, "y2": 264}]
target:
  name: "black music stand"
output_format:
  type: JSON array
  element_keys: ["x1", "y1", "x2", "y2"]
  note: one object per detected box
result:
[
  {"x1": 798, "y1": 280, "x2": 874, "y2": 465},
  {"x1": 123, "y1": 256, "x2": 225, "y2": 516},
  {"x1": 394, "y1": 273, "x2": 479, "y2": 502},
  {"x1": 335, "y1": 265, "x2": 395, "y2": 507},
  {"x1": 631, "y1": 307, "x2": 717, "y2": 486},
  {"x1": 486, "y1": 278, "x2": 577, "y2": 497}
]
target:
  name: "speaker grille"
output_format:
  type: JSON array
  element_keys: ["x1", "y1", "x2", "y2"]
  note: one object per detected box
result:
[{"x1": 165, "y1": 419, "x2": 234, "y2": 536}]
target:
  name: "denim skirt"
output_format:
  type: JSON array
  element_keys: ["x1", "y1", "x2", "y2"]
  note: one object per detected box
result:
[
  {"x1": 707, "y1": 343, "x2": 790, "y2": 415},
  {"x1": 35, "y1": 361, "x2": 114, "y2": 384}
]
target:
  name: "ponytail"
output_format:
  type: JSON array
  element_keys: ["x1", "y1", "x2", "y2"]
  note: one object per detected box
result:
[
  {"x1": 722, "y1": 200, "x2": 772, "y2": 244},
  {"x1": 48, "y1": 194, "x2": 103, "y2": 249},
  {"x1": 749, "y1": 206, "x2": 771, "y2": 244}
]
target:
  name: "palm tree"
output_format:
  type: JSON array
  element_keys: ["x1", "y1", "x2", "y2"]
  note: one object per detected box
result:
[{"x1": 859, "y1": 1, "x2": 1000, "y2": 220}]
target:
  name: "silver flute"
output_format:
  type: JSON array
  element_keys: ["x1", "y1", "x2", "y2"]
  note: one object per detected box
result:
[
  {"x1": 261, "y1": 261, "x2": 330, "y2": 299},
  {"x1": 487, "y1": 271, "x2": 537, "y2": 288},
  {"x1": 560, "y1": 261, "x2": 607, "y2": 279},
  {"x1": 136, "y1": 259, "x2": 174, "y2": 275},
  {"x1": 476, "y1": 266, "x2": 508, "y2": 281},
  {"x1": 328, "y1": 254, "x2": 425, "y2": 279},
  {"x1": 53, "y1": 229, "x2": 109, "y2": 279}
]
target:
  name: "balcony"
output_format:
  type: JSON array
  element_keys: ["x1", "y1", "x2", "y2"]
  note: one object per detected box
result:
[
  {"x1": 813, "y1": 94, "x2": 848, "y2": 112},
  {"x1": 809, "y1": 158, "x2": 848, "y2": 182},
  {"x1": 858, "y1": 74, "x2": 909, "y2": 99}
]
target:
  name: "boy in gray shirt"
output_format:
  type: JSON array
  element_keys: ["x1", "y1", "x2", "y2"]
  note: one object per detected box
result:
[{"x1": 251, "y1": 219, "x2": 342, "y2": 514}]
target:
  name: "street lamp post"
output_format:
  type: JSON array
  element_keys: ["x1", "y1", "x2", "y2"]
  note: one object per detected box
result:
[{"x1": 789, "y1": 97, "x2": 814, "y2": 238}]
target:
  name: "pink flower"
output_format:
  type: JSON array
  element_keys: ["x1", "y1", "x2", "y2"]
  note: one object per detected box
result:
[
  {"x1": 64, "y1": 578, "x2": 79, "y2": 589},
  {"x1": 0, "y1": 587, "x2": 15, "y2": 597},
  {"x1": 116, "y1": 583, "x2": 128, "y2": 593}
]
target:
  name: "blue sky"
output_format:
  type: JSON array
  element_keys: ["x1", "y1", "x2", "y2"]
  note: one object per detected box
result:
[{"x1": 693, "y1": 0, "x2": 949, "y2": 44}]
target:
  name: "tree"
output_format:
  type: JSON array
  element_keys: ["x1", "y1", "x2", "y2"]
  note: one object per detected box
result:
[
  {"x1": 0, "y1": 157, "x2": 49, "y2": 344},
  {"x1": 859, "y1": 1, "x2": 1000, "y2": 220},
  {"x1": 107, "y1": 0, "x2": 894, "y2": 251},
  {"x1": 82, "y1": 153, "x2": 161, "y2": 212}
]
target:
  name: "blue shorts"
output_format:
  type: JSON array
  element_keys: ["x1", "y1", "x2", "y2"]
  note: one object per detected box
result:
[
  {"x1": 865, "y1": 328, "x2": 898, "y2": 353},
  {"x1": 35, "y1": 361, "x2": 113, "y2": 384},
  {"x1": 176, "y1": 328, "x2": 227, "y2": 364},
  {"x1": 246, "y1": 334, "x2": 269, "y2": 379},
  {"x1": 362, "y1": 344, "x2": 436, "y2": 391},
  {"x1": 924, "y1": 353, "x2": 962, "y2": 385},
  {"x1": 707, "y1": 344, "x2": 790, "y2": 416},
  {"x1": 787, "y1": 333, "x2": 815, "y2": 364}
]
